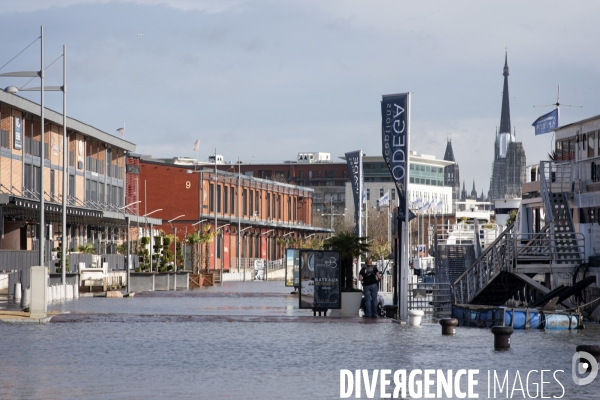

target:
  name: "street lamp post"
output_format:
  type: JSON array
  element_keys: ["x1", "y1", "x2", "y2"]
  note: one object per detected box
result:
[
  {"x1": 142, "y1": 208, "x2": 162, "y2": 273},
  {"x1": 213, "y1": 148, "x2": 218, "y2": 273},
  {"x1": 168, "y1": 214, "x2": 185, "y2": 291},
  {"x1": 321, "y1": 197, "x2": 345, "y2": 237},
  {"x1": 191, "y1": 219, "x2": 207, "y2": 274},
  {"x1": 216, "y1": 223, "x2": 230, "y2": 285},
  {"x1": 238, "y1": 226, "x2": 252, "y2": 281},
  {"x1": 1, "y1": 27, "x2": 46, "y2": 269},
  {"x1": 261, "y1": 229, "x2": 274, "y2": 281},
  {"x1": 118, "y1": 200, "x2": 140, "y2": 294},
  {"x1": 237, "y1": 157, "x2": 241, "y2": 275}
]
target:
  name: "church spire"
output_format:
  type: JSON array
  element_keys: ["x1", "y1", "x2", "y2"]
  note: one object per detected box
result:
[
  {"x1": 499, "y1": 51, "x2": 511, "y2": 134},
  {"x1": 444, "y1": 138, "x2": 456, "y2": 162}
]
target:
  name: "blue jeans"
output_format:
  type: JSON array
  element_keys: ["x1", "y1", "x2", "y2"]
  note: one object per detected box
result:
[{"x1": 363, "y1": 283, "x2": 379, "y2": 317}]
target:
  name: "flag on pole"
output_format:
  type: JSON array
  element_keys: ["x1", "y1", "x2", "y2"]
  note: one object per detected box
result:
[
  {"x1": 193, "y1": 139, "x2": 200, "y2": 152},
  {"x1": 378, "y1": 192, "x2": 390, "y2": 207},
  {"x1": 532, "y1": 108, "x2": 559, "y2": 135}
]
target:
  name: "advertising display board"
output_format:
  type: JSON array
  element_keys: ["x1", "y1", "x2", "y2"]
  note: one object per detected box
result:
[
  {"x1": 285, "y1": 248, "x2": 299, "y2": 288},
  {"x1": 298, "y1": 250, "x2": 341, "y2": 309}
]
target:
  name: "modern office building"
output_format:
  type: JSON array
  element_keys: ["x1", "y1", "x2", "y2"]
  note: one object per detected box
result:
[{"x1": 345, "y1": 152, "x2": 454, "y2": 218}]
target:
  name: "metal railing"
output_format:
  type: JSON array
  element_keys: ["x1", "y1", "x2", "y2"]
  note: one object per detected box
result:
[
  {"x1": 540, "y1": 160, "x2": 575, "y2": 196},
  {"x1": 408, "y1": 282, "x2": 452, "y2": 315},
  {"x1": 453, "y1": 223, "x2": 515, "y2": 304},
  {"x1": 515, "y1": 231, "x2": 584, "y2": 264}
]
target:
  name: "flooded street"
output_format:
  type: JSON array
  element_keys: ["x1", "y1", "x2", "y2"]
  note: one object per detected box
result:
[{"x1": 1, "y1": 281, "x2": 598, "y2": 399}]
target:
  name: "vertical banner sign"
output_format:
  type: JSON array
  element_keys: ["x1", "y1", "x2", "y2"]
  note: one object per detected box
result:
[
  {"x1": 298, "y1": 250, "x2": 341, "y2": 309},
  {"x1": 285, "y1": 248, "x2": 300, "y2": 288},
  {"x1": 13, "y1": 116, "x2": 22, "y2": 150},
  {"x1": 381, "y1": 93, "x2": 410, "y2": 222},
  {"x1": 345, "y1": 150, "x2": 363, "y2": 236}
]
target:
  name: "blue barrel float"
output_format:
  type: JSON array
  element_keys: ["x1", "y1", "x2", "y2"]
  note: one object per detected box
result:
[{"x1": 451, "y1": 304, "x2": 582, "y2": 330}]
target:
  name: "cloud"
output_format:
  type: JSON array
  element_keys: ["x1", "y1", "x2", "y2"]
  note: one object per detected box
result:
[{"x1": 0, "y1": 0, "x2": 249, "y2": 14}]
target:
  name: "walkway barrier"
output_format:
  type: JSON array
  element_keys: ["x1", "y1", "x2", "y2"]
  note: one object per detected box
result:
[{"x1": 408, "y1": 282, "x2": 452, "y2": 315}]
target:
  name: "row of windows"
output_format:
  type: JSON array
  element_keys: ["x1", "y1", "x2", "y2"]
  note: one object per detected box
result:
[
  {"x1": 86, "y1": 178, "x2": 123, "y2": 207},
  {"x1": 365, "y1": 188, "x2": 397, "y2": 201},
  {"x1": 410, "y1": 164, "x2": 444, "y2": 173},
  {"x1": 208, "y1": 184, "x2": 299, "y2": 221},
  {"x1": 409, "y1": 177, "x2": 445, "y2": 186},
  {"x1": 555, "y1": 131, "x2": 600, "y2": 160}
]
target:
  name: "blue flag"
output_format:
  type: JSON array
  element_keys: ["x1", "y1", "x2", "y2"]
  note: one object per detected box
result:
[{"x1": 532, "y1": 108, "x2": 559, "y2": 135}]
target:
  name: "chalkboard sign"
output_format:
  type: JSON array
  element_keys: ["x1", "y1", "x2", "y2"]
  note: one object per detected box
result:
[{"x1": 298, "y1": 250, "x2": 341, "y2": 309}]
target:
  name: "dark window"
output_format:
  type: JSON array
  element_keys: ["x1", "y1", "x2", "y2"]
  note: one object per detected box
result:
[
  {"x1": 255, "y1": 192, "x2": 259, "y2": 216},
  {"x1": 230, "y1": 187, "x2": 235, "y2": 214},
  {"x1": 243, "y1": 189, "x2": 247, "y2": 216},
  {"x1": 90, "y1": 180, "x2": 97, "y2": 202},
  {"x1": 69, "y1": 175, "x2": 75, "y2": 205},
  {"x1": 217, "y1": 185, "x2": 221, "y2": 213},
  {"x1": 366, "y1": 189, "x2": 370, "y2": 200},
  {"x1": 249, "y1": 190, "x2": 254, "y2": 216},
  {"x1": 224, "y1": 186, "x2": 228, "y2": 214},
  {"x1": 266, "y1": 193, "x2": 270, "y2": 217},
  {"x1": 0, "y1": 129, "x2": 9, "y2": 148},
  {"x1": 209, "y1": 184, "x2": 214, "y2": 212},
  {"x1": 98, "y1": 181, "x2": 105, "y2": 204},
  {"x1": 391, "y1": 189, "x2": 396, "y2": 200}
]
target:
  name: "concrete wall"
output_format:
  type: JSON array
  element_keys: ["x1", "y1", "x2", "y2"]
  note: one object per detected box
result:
[
  {"x1": 130, "y1": 272, "x2": 189, "y2": 292},
  {"x1": 130, "y1": 273, "x2": 154, "y2": 292},
  {"x1": 0, "y1": 273, "x2": 8, "y2": 290}
]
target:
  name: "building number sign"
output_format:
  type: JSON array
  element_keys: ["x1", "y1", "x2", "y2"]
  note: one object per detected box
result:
[{"x1": 186, "y1": 181, "x2": 191, "y2": 189}]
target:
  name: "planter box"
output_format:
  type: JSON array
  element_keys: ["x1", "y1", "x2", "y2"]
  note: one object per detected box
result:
[{"x1": 329, "y1": 292, "x2": 362, "y2": 317}]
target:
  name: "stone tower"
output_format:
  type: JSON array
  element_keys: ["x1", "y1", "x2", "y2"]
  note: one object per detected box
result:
[{"x1": 488, "y1": 52, "x2": 526, "y2": 203}]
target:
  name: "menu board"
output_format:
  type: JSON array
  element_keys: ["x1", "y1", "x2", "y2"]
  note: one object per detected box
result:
[{"x1": 298, "y1": 250, "x2": 341, "y2": 310}]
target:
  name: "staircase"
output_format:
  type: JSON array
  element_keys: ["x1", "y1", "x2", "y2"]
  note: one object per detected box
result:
[{"x1": 453, "y1": 223, "x2": 517, "y2": 305}]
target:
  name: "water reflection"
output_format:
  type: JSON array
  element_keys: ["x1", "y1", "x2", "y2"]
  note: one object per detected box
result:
[{"x1": 0, "y1": 281, "x2": 597, "y2": 399}]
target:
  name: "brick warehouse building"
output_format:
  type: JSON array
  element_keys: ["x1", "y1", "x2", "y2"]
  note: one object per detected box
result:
[
  {"x1": 0, "y1": 90, "x2": 158, "y2": 262},
  {"x1": 127, "y1": 155, "x2": 329, "y2": 271}
]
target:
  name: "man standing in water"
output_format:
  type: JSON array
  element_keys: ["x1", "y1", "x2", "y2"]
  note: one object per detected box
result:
[{"x1": 359, "y1": 257, "x2": 381, "y2": 318}]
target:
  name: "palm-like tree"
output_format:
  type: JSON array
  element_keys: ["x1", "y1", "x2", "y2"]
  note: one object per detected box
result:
[
  {"x1": 197, "y1": 223, "x2": 215, "y2": 272},
  {"x1": 185, "y1": 232, "x2": 202, "y2": 274},
  {"x1": 323, "y1": 232, "x2": 370, "y2": 290},
  {"x1": 78, "y1": 242, "x2": 96, "y2": 254}
]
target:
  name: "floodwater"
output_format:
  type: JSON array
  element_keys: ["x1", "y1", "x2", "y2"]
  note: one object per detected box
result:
[{"x1": 0, "y1": 281, "x2": 598, "y2": 399}]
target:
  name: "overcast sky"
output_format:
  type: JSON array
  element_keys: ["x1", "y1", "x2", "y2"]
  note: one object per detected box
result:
[{"x1": 1, "y1": 1, "x2": 599, "y2": 195}]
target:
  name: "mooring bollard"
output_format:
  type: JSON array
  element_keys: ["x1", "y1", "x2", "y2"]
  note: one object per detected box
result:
[
  {"x1": 383, "y1": 305, "x2": 398, "y2": 319},
  {"x1": 439, "y1": 318, "x2": 459, "y2": 335},
  {"x1": 47, "y1": 285, "x2": 53, "y2": 303},
  {"x1": 408, "y1": 310, "x2": 424, "y2": 326},
  {"x1": 20, "y1": 287, "x2": 30, "y2": 310},
  {"x1": 14, "y1": 282, "x2": 22, "y2": 300},
  {"x1": 491, "y1": 326, "x2": 514, "y2": 350},
  {"x1": 576, "y1": 345, "x2": 600, "y2": 372}
]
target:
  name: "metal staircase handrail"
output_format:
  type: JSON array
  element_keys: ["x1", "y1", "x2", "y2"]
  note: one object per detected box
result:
[
  {"x1": 452, "y1": 222, "x2": 515, "y2": 304},
  {"x1": 540, "y1": 161, "x2": 554, "y2": 223},
  {"x1": 453, "y1": 222, "x2": 514, "y2": 285}
]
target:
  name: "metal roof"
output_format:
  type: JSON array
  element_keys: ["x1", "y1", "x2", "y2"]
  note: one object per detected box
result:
[{"x1": 0, "y1": 91, "x2": 136, "y2": 152}]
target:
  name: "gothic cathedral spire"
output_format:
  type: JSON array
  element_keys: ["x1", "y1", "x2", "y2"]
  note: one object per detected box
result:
[{"x1": 499, "y1": 51, "x2": 511, "y2": 134}]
